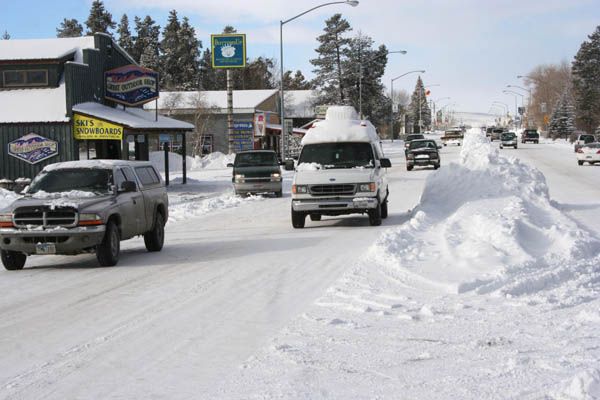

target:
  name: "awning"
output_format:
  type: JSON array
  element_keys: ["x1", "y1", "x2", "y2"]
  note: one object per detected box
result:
[{"x1": 72, "y1": 102, "x2": 194, "y2": 131}]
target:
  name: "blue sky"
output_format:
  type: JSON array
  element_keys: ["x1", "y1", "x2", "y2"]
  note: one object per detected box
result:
[{"x1": 1, "y1": 0, "x2": 598, "y2": 113}]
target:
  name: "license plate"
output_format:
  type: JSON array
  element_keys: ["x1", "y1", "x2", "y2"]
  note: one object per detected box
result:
[
  {"x1": 586, "y1": 156, "x2": 592, "y2": 159},
  {"x1": 416, "y1": 155, "x2": 429, "y2": 159},
  {"x1": 36, "y1": 243, "x2": 56, "y2": 255}
]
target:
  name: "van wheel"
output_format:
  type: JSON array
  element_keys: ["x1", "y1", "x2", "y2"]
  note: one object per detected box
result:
[
  {"x1": 144, "y1": 213, "x2": 165, "y2": 252},
  {"x1": 97, "y1": 221, "x2": 120, "y2": 266},
  {"x1": 1, "y1": 250, "x2": 26, "y2": 270},
  {"x1": 292, "y1": 209, "x2": 306, "y2": 229},
  {"x1": 310, "y1": 214, "x2": 321, "y2": 221},
  {"x1": 381, "y1": 200, "x2": 388, "y2": 219},
  {"x1": 275, "y1": 190, "x2": 283, "y2": 198},
  {"x1": 578, "y1": 160, "x2": 584, "y2": 166},
  {"x1": 368, "y1": 202, "x2": 382, "y2": 226}
]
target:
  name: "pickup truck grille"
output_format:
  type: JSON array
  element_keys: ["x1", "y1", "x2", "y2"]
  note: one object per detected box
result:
[
  {"x1": 13, "y1": 207, "x2": 77, "y2": 229},
  {"x1": 309, "y1": 184, "x2": 356, "y2": 196}
]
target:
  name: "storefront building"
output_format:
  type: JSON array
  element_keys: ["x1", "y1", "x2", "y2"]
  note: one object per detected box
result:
[{"x1": 0, "y1": 33, "x2": 193, "y2": 182}]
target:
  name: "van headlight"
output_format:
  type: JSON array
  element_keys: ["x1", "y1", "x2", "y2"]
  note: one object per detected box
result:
[
  {"x1": 271, "y1": 172, "x2": 281, "y2": 181},
  {"x1": 235, "y1": 174, "x2": 245, "y2": 183},
  {"x1": 292, "y1": 185, "x2": 308, "y2": 194},
  {"x1": 358, "y1": 183, "x2": 376, "y2": 192}
]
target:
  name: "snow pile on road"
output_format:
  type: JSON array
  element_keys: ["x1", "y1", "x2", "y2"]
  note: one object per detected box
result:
[
  {"x1": 168, "y1": 191, "x2": 264, "y2": 223},
  {"x1": 190, "y1": 152, "x2": 235, "y2": 170},
  {"x1": 0, "y1": 188, "x2": 19, "y2": 210},
  {"x1": 371, "y1": 129, "x2": 600, "y2": 297},
  {"x1": 302, "y1": 106, "x2": 380, "y2": 145}
]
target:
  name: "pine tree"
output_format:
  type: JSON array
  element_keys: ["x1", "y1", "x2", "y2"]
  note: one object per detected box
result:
[
  {"x1": 160, "y1": 10, "x2": 182, "y2": 89},
  {"x1": 85, "y1": 0, "x2": 116, "y2": 36},
  {"x1": 341, "y1": 34, "x2": 388, "y2": 123},
  {"x1": 311, "y1": 14, "x2": 352, "y2": 105},
  {"x1": 177, "y1": 17, "x2": 202, "y2": 90},
  {"x1": 572, "y1": 25, "x2": 600, "y2": 133},
  {"x1": 1, "y1": 31, "x2": 10, "y2": 40},
  {"x1": 407, "y1": 76, "x2": 432, "y2": 133},
  {"x1": 199, "y1": 48, "x2": 217, "y2": 90},
  {"x1": 117, "y1": 14, "x2": 134, "y2": 55},
  {"x1": 548, "y1": 87, "x2": 576, "y2": 139},
  {"x1": 133, "y1": 16, "x2": 160, "y2": 65},
  {"x1": 283, "y1": 70, "x2": 312, "y2": 90},
  {"x1": 56, "y1": 19, "x2": 83, "y2": 38}
]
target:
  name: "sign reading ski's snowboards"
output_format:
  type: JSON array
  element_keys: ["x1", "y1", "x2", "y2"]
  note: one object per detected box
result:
[
  {"x1": 211, "y1": 34, "x2": 246, "y2": 68},
  {"x1": 105, "y1": 65, "x2": 159, "y2": 106}
]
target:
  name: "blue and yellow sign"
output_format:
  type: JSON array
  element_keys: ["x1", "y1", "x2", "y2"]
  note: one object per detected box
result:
[
  {"x1": 105, "y1": 64, "x2": 159, "y2": 106},
  {"x1": 8, "y1": 133, "x2": 58, "y2": 164},
  {"x1": 211, "y1": 34, "x2": 247, "y2": 68}
]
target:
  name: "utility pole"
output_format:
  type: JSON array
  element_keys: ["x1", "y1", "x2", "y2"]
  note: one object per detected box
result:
[{"x1": 227, "y1": 69, "x2": 234, "y2": 154}]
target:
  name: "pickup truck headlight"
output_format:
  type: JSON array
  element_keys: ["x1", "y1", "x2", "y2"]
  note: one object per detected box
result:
[
  {"x1": 358, "y1": 183, "x2": 376, "y2": 192},
  {"x1": 271, "y1": 172, "x2": 281, "y2": 181},
  {"x1": 292, "y1": 185, "x2": 308, "y2": 194},
  {"x1": 78, "y1": 213, "x2": 103, "y2": 226},
  {"x1": 0, "y1": 213, "x2": 14, "y2": 228},
  {"x1": 234, "y1": 174, "x2": 245, "y2": 183},
  {"x1": 407, "y1": 153, "x2": 415, "y2": 159}
]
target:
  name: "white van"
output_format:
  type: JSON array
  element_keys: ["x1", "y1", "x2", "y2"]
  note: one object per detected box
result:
[{"x1": 285, "y1": 106, "x2": 391, "y2": 228}]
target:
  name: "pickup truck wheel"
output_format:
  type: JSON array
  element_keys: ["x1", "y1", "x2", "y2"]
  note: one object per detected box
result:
[
  {"x1": 144, "y1": 213, "x2": 165, "y2": 252},
  {"x1": 291, "y1": 209, "x2": 306, "y2": 228},
  {"x1": 381, "y1": 200, "x2": 388, "y2": 219},
  {"x1": 368, "y1": 202, "x2": 382, "y2": 226},
  {"x1": 97, "y1": 221, "x2": 120, "y2": 267},
  {"x1": 310, "y1": 214, "x2": 321, "y2": 221},
  {"x1": 406, "y1": 165, "x2": 413, "y2": 171},
  {"x1": 1, "y1": 250, "x2": 26, "y2": 270}
]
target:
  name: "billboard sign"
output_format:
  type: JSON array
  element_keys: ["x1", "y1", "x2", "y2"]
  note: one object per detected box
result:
[
  {"x1": 8, "y1": 133, "x2": 58, "y2": 164},
  {"x1": 231, "y1": 121, "x2": 254, "y2": 152},
  {"x1": 211, "y1": 34, "x2": 247, "y2": 68},
  {"x1": 254, "y1": 112, "x2": 266, "y2": 137},
  {"x1": 73, "y1": 113, "x2": 123, "y2": 140},
  {"x1": 105, "y1": 64, "x2": 159, "y2": 106}
]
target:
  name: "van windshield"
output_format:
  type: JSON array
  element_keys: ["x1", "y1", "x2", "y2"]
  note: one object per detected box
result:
[
  {"x1": 298, "y1": 142, "x2": 375, "y2": 169},
  {"x1": 234, "y1": 152, "x2": 278, "y2": 167}
]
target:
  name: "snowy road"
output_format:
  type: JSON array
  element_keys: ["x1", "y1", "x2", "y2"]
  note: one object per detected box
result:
[{"x1": 1, "y1": 137, "x2": 599, "y2": 399}]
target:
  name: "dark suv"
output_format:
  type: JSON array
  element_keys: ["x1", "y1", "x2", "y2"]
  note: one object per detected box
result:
[
  {"x1": 406, "y1": 139, "x2": 441, "y2": 171},
  {"x1": 227, "y1": 150, "x2": 283, "y2": 197},
  {"x1": 521, "y1": 129, "x2": 539, "y2": 143}
]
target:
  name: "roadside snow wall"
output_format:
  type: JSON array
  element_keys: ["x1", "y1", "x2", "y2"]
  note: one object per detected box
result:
[{"x1": 371, "y1": 129, "x2": 600, "y2": 299}]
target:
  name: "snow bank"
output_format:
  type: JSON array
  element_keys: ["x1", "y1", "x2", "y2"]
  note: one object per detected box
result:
[
  {"x1": 149, "y1": 151, "x2": 193, "y2": 173},
  {"x1": 190, "y1": 152, "x2": 234, "y2": 170},
  {"x1": 0, "y1": 188, "x2": 19, "y2": 210},
  {"x1": 301, "y1": 106, "x2": 380, "y2": 145},
  {"x1": 371, "y1": 129, "x2": 600, "y2": 297}
]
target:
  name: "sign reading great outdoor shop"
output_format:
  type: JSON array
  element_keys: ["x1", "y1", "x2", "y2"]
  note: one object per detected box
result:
[
  {"x1": 211, "y1": 34, "x2": 247, "y2": 68},
  {"x1": 73, "y1": 114, "x2": 123, "y2": 140},
  {"x1": 8, "y1": 133, "x2": 59, "y2": 164},
  {"x1": 105, "y1": 65, "x2": 159, "y2": 106}
]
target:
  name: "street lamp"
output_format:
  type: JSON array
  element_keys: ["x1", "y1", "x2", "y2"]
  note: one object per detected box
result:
[
  {"x1": 279, "y1": 0, "x2": 359, "y2": 161},
  {"x1": 390, "y1": 69, "x2": 425, "y2": 140},
  {"x1": 359, "y1": 50, "x2": 407, "y2": 119}
]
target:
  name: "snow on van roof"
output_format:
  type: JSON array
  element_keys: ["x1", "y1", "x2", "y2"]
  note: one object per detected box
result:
[{"x1": 301, "y1": 106, "x2": 380, "y2": 145}]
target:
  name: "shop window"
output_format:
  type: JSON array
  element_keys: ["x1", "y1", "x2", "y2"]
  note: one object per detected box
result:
[
  {"x1": 202, "y1": 135, "x2": 213, "y2": 155},
  {"x1": 3, "y1": 69, "x2": 48, "y2": 87}
]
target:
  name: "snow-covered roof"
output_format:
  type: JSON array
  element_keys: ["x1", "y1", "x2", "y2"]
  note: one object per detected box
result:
[
  {"x1": 0, "y1": 36, "x2": 95, "y2": 62},
  {"x1": 145, "y1": 89, "x2": 278, "y2": 114},
  {"x1": 301, "y1": 106, "x2": 380, "y2": 145},
  {"x1": 72, "y1": 102, "x2": 194, "y2": 130},
  {"x1": 0, "y1": 82, "x2": 68, "y2": 123},
  {"x1": 284, "y1": 90, "x2": 317, "y2": 118}
]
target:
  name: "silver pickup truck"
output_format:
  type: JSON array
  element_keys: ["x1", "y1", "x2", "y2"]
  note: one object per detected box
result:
[{"x1": 0, "y1": 160, "x2": 168, "y2": 269}]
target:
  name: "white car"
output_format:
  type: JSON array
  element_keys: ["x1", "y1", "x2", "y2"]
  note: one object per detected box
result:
[{"x1": 576, "y1": 142, "x2": 600, "y2": 165}]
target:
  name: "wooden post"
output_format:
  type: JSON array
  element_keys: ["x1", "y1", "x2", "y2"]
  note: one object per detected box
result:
[{"x1": 227, "y1": 69, "x2": 234, "y2": 154}]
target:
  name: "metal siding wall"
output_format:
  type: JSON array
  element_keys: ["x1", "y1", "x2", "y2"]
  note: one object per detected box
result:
[{"x1": 0, "y1": 123, "x2": 73, "y2": 180}]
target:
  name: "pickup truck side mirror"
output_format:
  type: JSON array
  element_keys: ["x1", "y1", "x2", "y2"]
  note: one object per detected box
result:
[
  {"x1": 380, "y1": 158, "x2": 392, "y2": 168},
  {"x1": 226, "y1": 163, "x2": 234, "y2": 168},
  {"x1": 284, "y1": 160, "x2": 295, "y2": 171},
  {"x1": 437, "y1": 145, "x2": 442, "y2": 149},
  {"x1": 120, "y1": 181, "x2": 137, "y2": 193}
]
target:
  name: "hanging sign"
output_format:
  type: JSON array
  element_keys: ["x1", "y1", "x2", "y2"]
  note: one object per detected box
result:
[
  {"x1": 211, "y1": 34, "x2": 247, "y2": 68},
  {"x1": 254, "y1": 112, "x2": 266, "y2": 137},
  {"x1": 73, "y1": 113, "x2": 123, "y2": 140},
  {"x1": 8, "y1": 133, "x2": 59, "y2": 164},
  {"x1": 105, "y1": 64, "x2": 159, "y2": 106}
]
